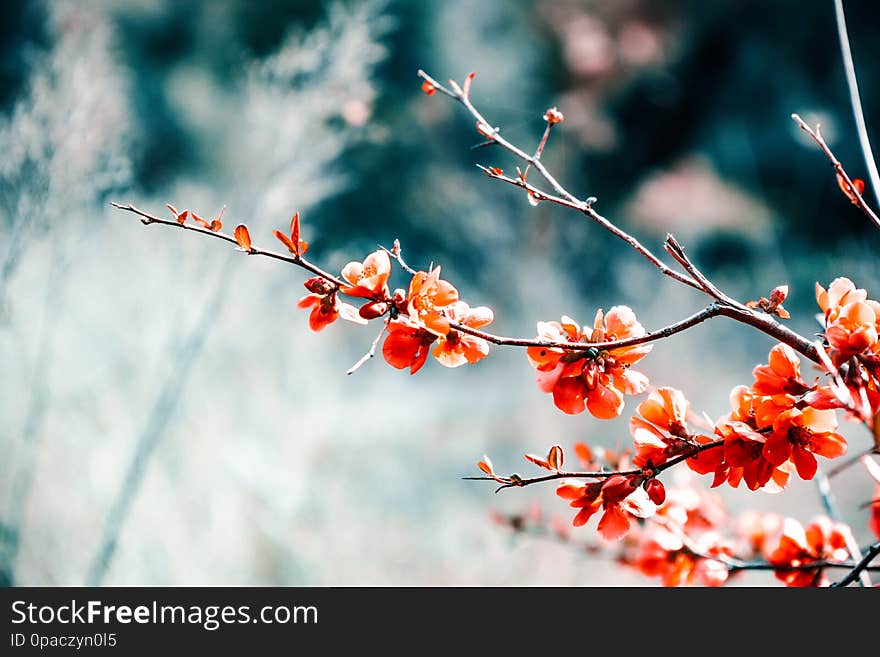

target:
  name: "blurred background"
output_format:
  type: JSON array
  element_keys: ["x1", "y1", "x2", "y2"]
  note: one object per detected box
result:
[{"x1": 1, "y1": 0, "x2": 879, "y2": 585}]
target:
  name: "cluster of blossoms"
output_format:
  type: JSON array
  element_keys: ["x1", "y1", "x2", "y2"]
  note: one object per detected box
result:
[
  {"x1": 132, "y1": 71, "x2": 879, "y2": 587},
  {"x1": 475, "y1": 279, "x2": 880, "y2": 584},
  {"x1": 623, "y1": 491, "x2": 856, "y2": 587},
  {"x1": 274, "y1": 212, "x2": 494, "y2": 373},
  {"x1": 526, "y1": 308, "x2": 651, "y2": 418}
]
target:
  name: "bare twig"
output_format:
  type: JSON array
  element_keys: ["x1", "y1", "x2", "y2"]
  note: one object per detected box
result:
[
  {"x1": 815, "y1": 470, "x2": 870, "y2": 586},
  {"x1": 831, "y1": 542, "x2": 880, "y2": 587},
  {"x1": 832, "y1": 0, "x2": 880, "y2": 209},
  {"x1": 464, "y1": 440, "x2": 724, "y2": 492},
  {"x1": 380, "y1": 239, "x2": 418, "y2": 276},
  {"x1": 111, "y1": 203, "x2": 348, "y2": 288},
  {"x1": 791, "y1": 114, "x2": 880, "y2": 229},
  {"x1": 115, "y1": 203, "x2": 821, "y2": 363},
  {"x1": 86, "y1": 256, "x2": 235, "y2": 585},
  {"x1": 346, "y1": 319, "x2": 390, "y2": 375},
  {"x1": 419, "y1": 70, "x2": 705, "y2": 292}
]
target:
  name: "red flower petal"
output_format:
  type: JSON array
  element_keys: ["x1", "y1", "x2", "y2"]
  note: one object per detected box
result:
[{"x1": 552, "y1": 377, "x2": 588, "y2": 415}]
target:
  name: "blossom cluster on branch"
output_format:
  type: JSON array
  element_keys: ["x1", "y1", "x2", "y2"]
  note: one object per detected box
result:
[{"x1": 114, "y1": 67, "x2": 880, "y2": 587}]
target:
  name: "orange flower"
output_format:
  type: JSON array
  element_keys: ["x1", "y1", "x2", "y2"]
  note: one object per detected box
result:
[
  {"x1": 751, "y1": 343, "x2": 812, "y2": 396},
  {"x1": 557, "y1": 474, "x2": 656, "y2": 540},
  {"x1": 627, "y1": 526, "x2": 732, "y2": 587},
  {"x1": 340, "y1": 250, "x2": 392, "y2": 299},
  {"x1": 406, "y1": 267, "x2": 459, "y2": 335},
  {"x1": 825, "y1": 299, "x2": 879, "y2": 358},
  {"x1": 629, "y1": 388, "x2": 696, "y2": 469},
  {"x1": 716, "y1": 419, "x2": 777, "y2": 490},
  {"x1": 432, "y1": 302, "x2": 493, "y2": 368},
  {"x1": 763, "y1": 408, "x2": 847, "y2": 480},
  {"x1": 297, "y1": 291, "x2": 365, "y2": 332},
  {"x1": 526, "y1": 307, "x2": 651, "y2": 418},
  {"x1": 816, "y1": 277, "x2": 868, "y2": 322},
  {"x1": 767, "y1": 517, "x2": 851, "y2": 587},
  {"x1": 381, "y1": 319, "x2": 437, "y2": 374}
]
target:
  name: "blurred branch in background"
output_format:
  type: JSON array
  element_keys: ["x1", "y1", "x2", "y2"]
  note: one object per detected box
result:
[
  {"x1": 833, "y1": 0, "x2": 880, "y2": 208},
  {"x1": 86, "y1": 257, "x2": 235, "y2": 586}
]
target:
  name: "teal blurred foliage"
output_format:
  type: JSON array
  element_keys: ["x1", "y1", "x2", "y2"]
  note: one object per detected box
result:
[{"x1": 4, "y1": 0, "x2": 877, "y2": 284}]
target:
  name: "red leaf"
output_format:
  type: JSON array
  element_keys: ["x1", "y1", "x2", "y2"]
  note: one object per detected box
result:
[
  {"x1": 548, "y1": 444, "x2": 563, "y2": 471},
  {"x1": 837, "y1": 172, "x2": 865, "y2": 205},
  {"x1": 462, "y1": 71, "x2": 475, "y2": 99},
  {"x1": 645, "y1": 479, "x2": 666, "y2": 505},
  {"x1": 478, "y1": 456, "x2": 494, "y2": 476},
  {"x1": 211, "y1": 206, "x2": 225, "y2": 232},
  {"x1": 191, "y1": 212, "x2": 210, "y2": 229},
  {"x1": 524, "y1": 453, "x2": 551, "y2": 470},
  {"x1": 290, "y1": 212, "x2": 301, "y2": 245},
  {"x1": 421, "y1": 80, "x2": 436, "y2": 96},
  {"x1": 573, "y1": 442, "x2": 593, "y2": 466},
  {"x1": 274, "y1": 229, "x2": 297, "y2": 253},
  {"x1": 234, "y1": 224, "x2": 252, "y2": 251}
]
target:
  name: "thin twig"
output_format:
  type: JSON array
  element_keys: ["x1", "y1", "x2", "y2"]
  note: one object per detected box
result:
[
  {"x1": 115, "y1": 203, "x2": 821, "y2": 362},
  {"x1": 380, "y1": 239, "x2": 418, "y2": 276},
  {"x1": 346, "y1": 319, "x2": 390, "y2": 375},
  {"x1": 111, "y1": 203, "x2": 348, "y2": 288},
  {"x1": 832, "y1": 0, "x2": 880, "y2": 209},
  {"x1": 815, "y1": 470, "x2": 870, "y2": 586},
  {"x1": 827, "y1": 446, "x2": 878, "y2": 478},
  {"x1": 464, "y1": 440, "x2": 724, "y2": 492},
  {"x1": 830, "y1": 542, "x2": 880, "y2": 587},
  {"x1": 419, "y1": 70, "x2": 704, "y2": 292},
  {"x1": 791, "y1": 114, "x2": 880, "y2": 229},
  {"x1": 86, "y1": 256, "x2": 235, "y2": 585}
]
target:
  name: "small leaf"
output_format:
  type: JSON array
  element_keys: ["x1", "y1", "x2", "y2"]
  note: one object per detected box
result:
[
  {"x1": 548, "y1": 444, "x2": 563, "y2": 471},
  {"x1": 478, "y1": 456, "x2": 494, "y2": 476},
  {"x1": 290, "y1": 212, "x2": 301, "y2": 244},
  {"x1": 837, "y1": 172, "x2": 866, "y2": 205},
  {"x1": 475, "y1": 121, "x2": 495, "y2": 139},
  {"x1": 527, "y1": 191, "x2": 541, "y2": 207},
  {"x1": 524, "y1": 453, "x2": 551, "y2": 470},
  {"x1": 487, "y1": 167, "x2": 503, "y2": 176},
  {"x1": 176, "y1": 210, "x2": 188, "y2": 225},
  {"x1": 211, "y1": 206, "x2": 225, "y2": 232},
  {"x1": 462, "y1": 71, "x2": 475, "y2": 99},
  {"x1": 420, "y1": 80, "x2": 436, "y2": 96},
  {"x1": 573, "y1": 442, "x2": 593, "y2": 466},
  {"x1": 274, "y1": 229, "x2": 297, "y2": 253},
  {"x1": 191, "y1": 212, "x2": 210, "y2": 229},
  {"x1": 234, "y1": 224, "x2": 252, "y2": 251}
]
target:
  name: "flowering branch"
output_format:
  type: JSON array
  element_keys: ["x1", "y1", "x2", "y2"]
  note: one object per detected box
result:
[
  {"x1": 791, "y1": 113, "x2": 880, "y2": 230},
  {"x1": 111, "y1": 203, "x2": 349, "y2": 288},
  {"x1": 464, "y1": 439, "x2": 724, "y2": 492},
  {"x1": 424, "y1": 72, "x2": 820, "y2": 363}
]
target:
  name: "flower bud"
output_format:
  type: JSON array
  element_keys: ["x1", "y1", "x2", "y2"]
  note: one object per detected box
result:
[{"x1": 358, "y1": 301, "x2": 388, "y2": 320}]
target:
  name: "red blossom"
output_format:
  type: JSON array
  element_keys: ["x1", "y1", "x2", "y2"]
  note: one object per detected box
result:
[
  {"x1": 767, "y1": 517, "x2": 852, "y2": 587},
  {"x1": 432, "y1": 302, "x2": 493, "y2": 368},
  {"x1": 340, "y1": 249, "x2": 392, "y2": 299},
  {"x1": 381, "y1": 319, "x2": 437, "y2": 374},
  {"x1": 526, "y1": 307, "x2": 651, "y2": 418},
  {"x1": 297, "y1": 291, "x2": 365, "y2": 332},
  {"x1": 406, "y1": 267, "x2": 459, "y2": 336}
]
